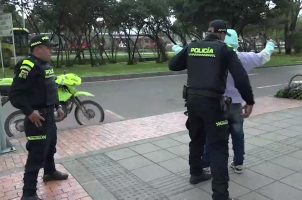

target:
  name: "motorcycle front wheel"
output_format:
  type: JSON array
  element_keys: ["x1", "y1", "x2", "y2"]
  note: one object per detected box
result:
[
  {"x1": 74, "y1": 100, "x2": 105, "y2": 125},
  {"x1": 4, "y1": 110, "x2": 25, "y2": 137}
]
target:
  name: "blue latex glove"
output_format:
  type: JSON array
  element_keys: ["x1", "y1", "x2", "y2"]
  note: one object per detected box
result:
[
  {"x1": 264, "y1": 41, "x2": 275, "y2": 56},
  {"x1": 224, "y1": 29, "x2": 239, "y2": 51},
  {"x1": 172, "y1": 44, "x2": 183, "y2": 54}
]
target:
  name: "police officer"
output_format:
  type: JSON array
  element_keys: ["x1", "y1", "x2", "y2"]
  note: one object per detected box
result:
[
  {"x1": 9, "y1": 35, "x2": 68, "y2": 200},
  {"x1": 169, "y1": 20, "x2": 255, "y2": 200}
]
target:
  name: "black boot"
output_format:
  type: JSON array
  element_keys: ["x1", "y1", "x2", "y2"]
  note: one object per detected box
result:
[
  {"x1": 21, "y1": 195, "x2": 42, "y2": 200},
  {"x1": 189, "y1": 173, "x2": 211, "y2": 184},
  {"x1": 43, "y1": 170, "x2": 68, "y2": 182}
]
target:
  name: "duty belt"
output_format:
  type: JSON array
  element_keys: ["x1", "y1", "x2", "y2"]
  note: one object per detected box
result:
[
  {"x1": 187, "y1": 88, "x2": 222, "y2": 99},
  {"x1": 37, "y1": 105, "x2": 55, "y2": 114}
]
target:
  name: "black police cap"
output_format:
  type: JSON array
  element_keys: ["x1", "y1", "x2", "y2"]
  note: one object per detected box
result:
[
  {"x1": 29, "y1": 35, "x2": 56, "y2": 50},
  {"x1": 208, "y1": 20, "x2": 230, "y2": 36}
]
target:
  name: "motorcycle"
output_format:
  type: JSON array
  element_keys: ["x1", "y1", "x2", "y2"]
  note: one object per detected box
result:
[{"x1": 0, "y1": 73, "x2": 105, "y2": 137}]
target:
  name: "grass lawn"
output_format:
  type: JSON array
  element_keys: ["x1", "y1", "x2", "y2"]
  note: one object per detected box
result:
[
  {"x1": 1, "y1": 53, "x2": 302, "y2": 78},
  {"x1": 0, "y1": 62, "x2": 170, "y2": 78},
  {"x1": 264, "y1": 53, "x2": 302, "y2": 67}
]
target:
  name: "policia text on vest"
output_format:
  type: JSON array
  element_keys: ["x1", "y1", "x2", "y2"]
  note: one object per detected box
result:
[{"x1": 189, "y1": 47, "x2": 216, "y2": 57}]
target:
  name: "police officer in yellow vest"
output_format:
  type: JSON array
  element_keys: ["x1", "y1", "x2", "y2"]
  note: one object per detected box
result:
[
  {"x1": 169, "y1": 20, "x2": 255, "y2": 200},
  {"x1": 9, "y1": 35, "x2": 68, "y2": 200}
]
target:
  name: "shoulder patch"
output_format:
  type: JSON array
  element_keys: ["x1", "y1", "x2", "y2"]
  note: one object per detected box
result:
[
  {"x1": 18, "y1": 59, "x2": 35, "y2": 79},
  {"x1": 18, "y1": 70, "x2": 29, "y2": 79}
]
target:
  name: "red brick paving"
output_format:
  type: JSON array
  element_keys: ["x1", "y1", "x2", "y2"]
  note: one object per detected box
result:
[
  {"x1": 0, "y1": 165, "x2": 92, "y2": 200},
  {"x1": 1, "y1": 97, "x2": 302, "y2": 199}
]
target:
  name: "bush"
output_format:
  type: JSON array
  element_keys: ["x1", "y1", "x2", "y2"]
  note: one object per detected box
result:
[{"x1": 275, "y1": 83, "x2": 302, "y2": 100}]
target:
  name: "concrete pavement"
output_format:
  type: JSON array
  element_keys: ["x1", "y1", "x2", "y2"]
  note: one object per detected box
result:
[{"x1": 2, "y1": 96, "x2": 302, "y2": 200}]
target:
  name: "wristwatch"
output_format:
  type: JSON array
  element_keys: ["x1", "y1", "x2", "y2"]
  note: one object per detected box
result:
[{"x1": 56, "y1": 104, "x2": 63, "y2": 110}]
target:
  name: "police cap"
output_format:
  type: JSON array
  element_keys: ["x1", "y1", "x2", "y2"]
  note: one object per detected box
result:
[
  {"x1": 29, "y1": 35, "x2": 56, "y2": 51},
  {"x1": 208, "y1": 20, "x2": 230, "y2": 36}
]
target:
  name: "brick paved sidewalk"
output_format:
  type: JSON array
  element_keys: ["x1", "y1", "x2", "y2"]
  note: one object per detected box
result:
[
  {"x1": 0, "y1": 165, "x2": 92, "y2": 200},
  {"x1": 1, "y1": 96, "x2": 302, "y2": 200}
]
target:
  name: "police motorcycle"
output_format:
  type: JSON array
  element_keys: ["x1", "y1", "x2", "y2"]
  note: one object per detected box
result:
[{"x1": 0, "y1": 73, "x2": 105, "y2": 137}]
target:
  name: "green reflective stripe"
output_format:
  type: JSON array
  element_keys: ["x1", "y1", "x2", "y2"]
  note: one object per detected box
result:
[
  {"x1": 42, "y1": 36, "x2": 49, "y2": 40},
  {"x1": 189, "y1": 53, "x2": 216, "y2": 57},
  {"x1": 20, "y1": 65, "x2": 32, "y2": 72},
  {"x1": 27, "y1": 135, "x2": 47, "y2": 141},
  {"x1": 216, "y1": 120, "x2": 228, "y2": 127},
  {"x1": 22, "y1": 60, "x2": 35, "y2": 68}
]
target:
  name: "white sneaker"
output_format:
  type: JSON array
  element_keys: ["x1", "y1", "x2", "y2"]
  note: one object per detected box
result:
[
  {"x1": 203, "y1": 167, "x2": 211, "y2": 174},
  {"x1": 230, "y1": 162, "x2": 243, "y2": 174}
]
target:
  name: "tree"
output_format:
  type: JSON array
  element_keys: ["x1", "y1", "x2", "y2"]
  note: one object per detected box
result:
[
  {"x1": 142, "y1": 0, "x2": 173, "y2": 63},
  {"x1": 108, "y1": 0, "x2": 148, "y2": 65},
  {"x1": 273, "y1": 0, "x2": 302, "y2": 54},
  {"x1": 172, "y1": 0, "x2": 270, "y2": 39},
  {"x1": 1, "y1": 0, "x2": 26, "y2": 28}
]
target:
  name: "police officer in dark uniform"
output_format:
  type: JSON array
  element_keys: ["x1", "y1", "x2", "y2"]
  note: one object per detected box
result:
[
  {"x1": 9, "y1": 35, "x2": 68, "y2": 200},
  {"x1": 169, "y1": 20, "x2": 254, "y2": 200}
]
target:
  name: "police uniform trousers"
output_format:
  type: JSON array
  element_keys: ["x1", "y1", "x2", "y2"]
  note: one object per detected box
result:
[
  {"x1": 186, "y1": 95, "x2": 229, "y2": 200},
  {"x1": 22, "y1": 107, "x2": 57, "y2": 196}
]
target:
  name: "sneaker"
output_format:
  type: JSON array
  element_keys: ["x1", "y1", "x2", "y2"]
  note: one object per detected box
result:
[
  {"x1": 21, "y1": 195, "x2": 42, "y2": 200},
  {"x1": 43, "y1": 170, "x2": 68, "y2": 182},
  {"x1": 203, "y1": 167, "x2": 211, "y2": 174},
  {"x1": 230, "y1": 162, "x2": 243, "y2": 174},
  {"x1": 189, "y1": 173, "x2": 211, "y2": 184}
]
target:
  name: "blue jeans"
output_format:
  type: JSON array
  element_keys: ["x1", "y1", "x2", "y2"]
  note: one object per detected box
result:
[{"x1": 201, "y1": 103, "x2": 244, "y2": 167}]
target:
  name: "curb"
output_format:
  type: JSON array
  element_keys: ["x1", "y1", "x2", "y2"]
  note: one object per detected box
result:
[
  {"x1": 259, "y1": 63, "x2": 302, "y2": 69},
  {"x1": 81, "y1": 64, "x2": 302, "y2": 83},
  {"x1": 81, "y1": 71, "x2": 186, "y2": 82}
]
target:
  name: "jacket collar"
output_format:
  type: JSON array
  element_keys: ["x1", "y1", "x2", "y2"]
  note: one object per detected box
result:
[
  {"x1": 29, "y1": 54, "x2": 48, "y2": 65},
  {"x1": 204, "y1": 33, "x2": 220, "y2": 41}
]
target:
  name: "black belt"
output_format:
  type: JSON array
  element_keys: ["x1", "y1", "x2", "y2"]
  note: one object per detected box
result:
[
  {"x1": 33, "y1": 105, "x2": 55, "y2": 113},
  {"x1": 187, "y1": 88, "x2": 222, "y2": 99}
]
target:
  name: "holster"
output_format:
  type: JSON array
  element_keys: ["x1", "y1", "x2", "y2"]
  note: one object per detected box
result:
[
  {"x1": 221, "y1": 96, "x2": 232, "y2": 118},
  {"x1": 183, "y1": 85, "x2": 188, "y2": 100}
]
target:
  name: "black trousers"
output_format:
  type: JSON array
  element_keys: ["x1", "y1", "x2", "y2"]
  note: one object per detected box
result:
[
  {"x1": 186, "y1": 95, "x2": 230, "y2": 200},
  {"x1": 22, "y1": 107, "x2": 57, "y2": 197}
]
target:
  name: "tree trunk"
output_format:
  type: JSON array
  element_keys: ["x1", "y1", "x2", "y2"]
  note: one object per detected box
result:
[
  {"x1": 284, "y1": 24, "x2": 292, "y2": 54},
  {"x1": 156, "y1": 38, "x2": 168, "y2": 63},
  {"x1": 85, "y1": 29, "x2": 95, "y2": 66}
]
